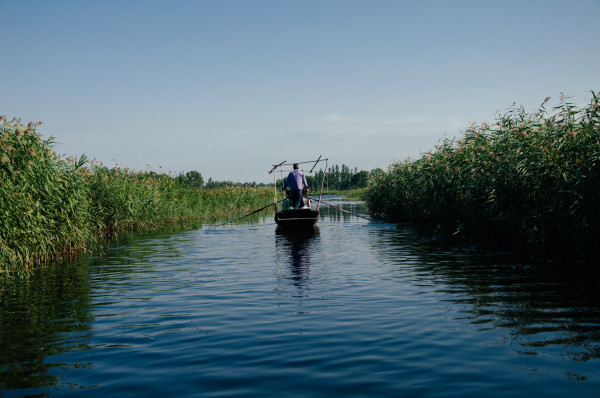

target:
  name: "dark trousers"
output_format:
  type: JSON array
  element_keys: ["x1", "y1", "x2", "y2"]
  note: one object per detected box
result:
[{"x1": 290, "y1": 189, "x2": 302, "y2": 208}]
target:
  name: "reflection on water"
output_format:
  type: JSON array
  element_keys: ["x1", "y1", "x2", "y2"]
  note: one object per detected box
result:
[
  {"x1": 275, "y1": 227, "x2": 320, "y2": 295},
  {"x1": 0, "y1": 260, "x2": 93, "y2": 392},
  {"x1": 318, "y1": 199, "x2": 365, "y2": 223},
  {"x1": 369, "y1": 225, "x2": 600, "y2": 375},
  {"x1": 1, "y1": 198, "x2": 600, "y2": 396}
]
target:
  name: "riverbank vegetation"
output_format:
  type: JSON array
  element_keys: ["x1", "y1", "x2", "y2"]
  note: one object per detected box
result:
[
  {"x1": 319, "y1": 189, "x2": 364, "y2": 198},
  {"x1": 363, "y1": 93, "x2": 600, "y2": 261},
  {"x1": 0, "y1": 117, "x2": 272, "y2": 271}
]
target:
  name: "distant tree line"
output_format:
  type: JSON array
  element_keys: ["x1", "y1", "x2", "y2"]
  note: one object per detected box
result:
[
  {"x1": 178, "y1": 171, "x2": 270, "y2": 189},
  {"x1": 277, "y1": 164, "x2": 371, "y2": 191},
  {"x1": 177, "y1": 170, "x2": 204, "y2": 188},
  {"x1": 179, "y1": 164, "x2": 373, "y2": 191},
  {"x1": 204, "y1": 178, "x2": 271, "y2": 189}
]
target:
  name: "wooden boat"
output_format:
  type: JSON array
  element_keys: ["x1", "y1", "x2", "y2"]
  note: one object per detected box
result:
[
  {"x1": 269, "y1": 156, "x2": 328, "y2": 230},
  {"x1": 275, "y1": 208, "x2": 320, "y2": 228}
]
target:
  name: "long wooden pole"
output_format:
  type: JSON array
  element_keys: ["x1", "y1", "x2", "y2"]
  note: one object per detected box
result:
[
  {"x1": 317, "y1": 159, "x2": 328, "y2": 211},
  {"x1": 310, "y1": 197, "x2": 382, "y2": 223},
  {"x1": 309, "y1": 155, "x2": 322, "y2": 173},
  {"x1": 273, "y1": 172, "x2": 277, "y2": 211},
  {"x1": 269, "y1": 160, "x2": 286, "y2": 174},
  {"x1": 213, "y1": 200, "x2": 283, "y2": 228}
]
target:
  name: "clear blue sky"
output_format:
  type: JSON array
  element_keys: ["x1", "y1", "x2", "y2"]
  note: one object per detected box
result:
[{"x1": 2, "y1": 0, "x2": 599, "y2": 183}]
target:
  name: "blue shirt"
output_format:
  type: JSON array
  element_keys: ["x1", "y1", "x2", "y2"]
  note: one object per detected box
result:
[{"x1": 284, "y1": 169, "x2": 308, "y2": 190}]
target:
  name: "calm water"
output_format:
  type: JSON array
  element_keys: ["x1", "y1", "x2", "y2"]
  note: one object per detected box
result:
[{"x1": 1, "y1": 198, "x2": 599, "y2": 397}]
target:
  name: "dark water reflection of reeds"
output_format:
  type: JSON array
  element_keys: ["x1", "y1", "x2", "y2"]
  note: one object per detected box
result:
[
  {"x1": 0, "y1": 261, "x2": 93, "y2": 391},
  {"x1": 368, "y1": 224, "x2": 600, "y2": 370}
]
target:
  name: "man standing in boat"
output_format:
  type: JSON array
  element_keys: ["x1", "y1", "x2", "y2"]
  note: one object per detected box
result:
[{"x1": 283, "y1": 163, "x2": 309, "y2": 209}]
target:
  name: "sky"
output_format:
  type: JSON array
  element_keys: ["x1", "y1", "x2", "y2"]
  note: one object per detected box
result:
[{"x1": 2, "y1": 0, "x2": 599, "y2": 183}]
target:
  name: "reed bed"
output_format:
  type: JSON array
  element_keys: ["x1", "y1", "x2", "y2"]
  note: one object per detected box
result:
[
  {"x1": 363, "y1": 93, "x2": 600, "y2": 260},
  {"x1": 1, "y1": 117, "x2": 272, "y2": 271},
  {"x1": 86, "y1": 165, "x2": 271, "y2": 232}
]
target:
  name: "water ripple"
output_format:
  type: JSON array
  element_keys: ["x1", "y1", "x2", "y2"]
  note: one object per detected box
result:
[{"x1": 1, "y1": 199, "x2": 599, "y2": 396}]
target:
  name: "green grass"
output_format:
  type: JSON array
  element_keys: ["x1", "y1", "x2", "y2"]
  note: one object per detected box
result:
[
  {"x1": 363, "y1": 92, "x2": 600, "y2": 260},
  {"x1": 0, "y1": 117, "x2": 273, "y2": 272}
]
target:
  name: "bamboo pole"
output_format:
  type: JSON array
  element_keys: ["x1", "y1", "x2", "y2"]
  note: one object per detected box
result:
[
  {"x1": 213, "y1": 200, "x2": 283, "y2": 228},
  {"x1": 273, "y1": 172, "x2": 277, "y2": 211},
  {"x1": 310, "y1": 197, "x2": 382, "y2": 223},
  {"x1": 317, "y1": 159, "x2": 328, "y2": 211},
  {"x1": 309, "y1": 155, "x2": 322, "y2": 173}
]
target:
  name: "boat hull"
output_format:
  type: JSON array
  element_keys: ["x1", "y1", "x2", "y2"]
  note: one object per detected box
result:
[{"x1": 274, "y1": 208, "x2": 319, "y2": 228}]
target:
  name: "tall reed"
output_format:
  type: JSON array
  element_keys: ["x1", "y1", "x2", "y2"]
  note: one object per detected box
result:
[
  {"x1": 1, "y1": 118, "x2": 91, "y2": 269},
  {"x1": 1, "y1": 117, "x2": 273, "y2": 272},
  {"x1": 85, "y1": 164, "x2": 273, "y2": 231},
  {"x1": 363, "y1": 93, "x2": 600, "y2": 259}
]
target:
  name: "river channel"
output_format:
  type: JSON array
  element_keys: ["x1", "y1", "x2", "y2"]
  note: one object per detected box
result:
[{"x1": 1, "y1": 198, "x2": 599, "y2": 397}]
